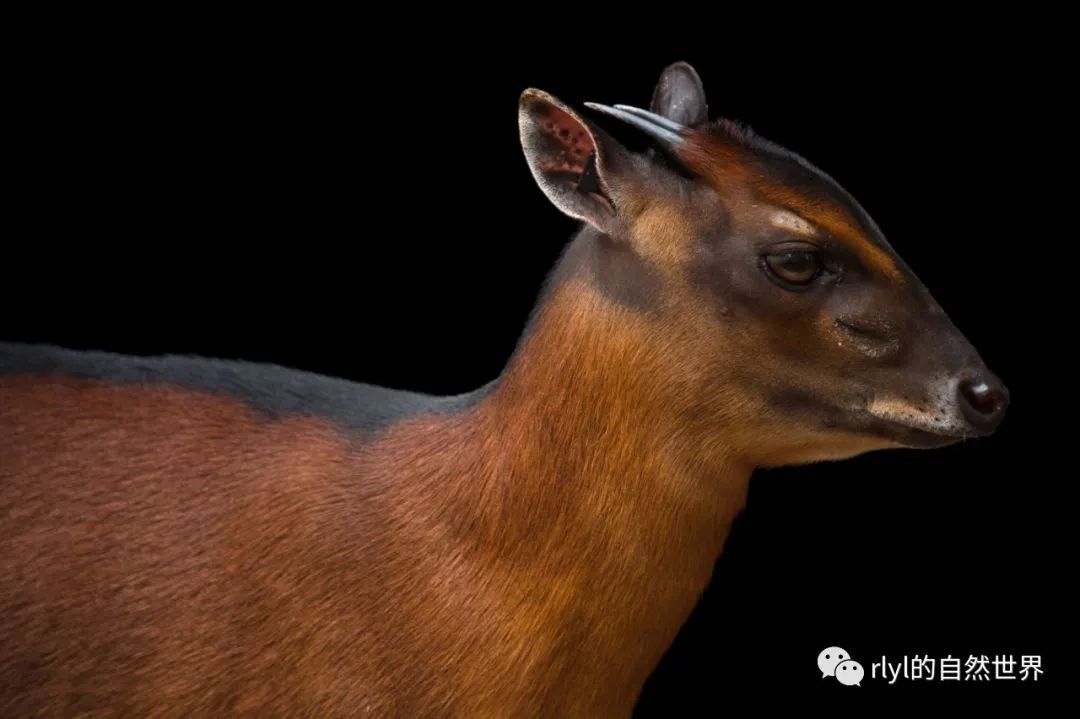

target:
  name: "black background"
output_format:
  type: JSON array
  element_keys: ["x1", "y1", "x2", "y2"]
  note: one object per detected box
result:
[{"x1": 6, "y1": 22, "x2": 1067, "y2": 712}]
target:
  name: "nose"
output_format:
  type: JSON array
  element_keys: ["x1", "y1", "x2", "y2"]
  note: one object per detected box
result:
[{"x1": 957, "y1": 370, "x2": 1009, "y2": 434}]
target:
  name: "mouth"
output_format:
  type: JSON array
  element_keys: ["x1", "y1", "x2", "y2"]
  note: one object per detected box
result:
[
  {"x1": 770, "y1": 390, "x2": 979, "y2": 450},
  {"x1": 859, "y1": 392, "x2": 981, "y2": 448},
  {"x1": 861, "y1": 415, "x2": 969, "y2": 449},
  {"x1": 818, "y1": 403, "x2": 971, "y2": 449}
]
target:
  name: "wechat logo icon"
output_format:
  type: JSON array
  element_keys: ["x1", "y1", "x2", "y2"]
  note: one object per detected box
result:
[{"x1": 818, "y1": 646, "x2": 864, "y2": 687}]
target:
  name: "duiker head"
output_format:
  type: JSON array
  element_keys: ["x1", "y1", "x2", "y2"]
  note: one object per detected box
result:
[{"x1": 518, "y1": 62, "x2": 1007, "y2": 466}]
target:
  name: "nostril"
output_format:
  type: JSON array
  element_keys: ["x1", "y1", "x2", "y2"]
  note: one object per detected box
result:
[{"x1": 957, "y1": 373, "x2": 1009, "y2": 432}]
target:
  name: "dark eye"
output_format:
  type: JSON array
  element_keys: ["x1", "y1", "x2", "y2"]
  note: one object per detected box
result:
[{"x1": 764, "y1": 250, "x2": 822, "y2": 286}]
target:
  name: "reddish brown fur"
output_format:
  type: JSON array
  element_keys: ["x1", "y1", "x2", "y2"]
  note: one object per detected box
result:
[
  {"x1": 1, "y1": 377, "x2": 363, "y2": 715},
  {"x1": 1, "y1": 280, "x2": 755, "y2": 717}
]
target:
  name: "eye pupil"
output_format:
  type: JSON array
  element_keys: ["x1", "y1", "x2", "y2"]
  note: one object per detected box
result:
[{"x1": 765, "y1": 250, "x2": 821, "y2": 286}]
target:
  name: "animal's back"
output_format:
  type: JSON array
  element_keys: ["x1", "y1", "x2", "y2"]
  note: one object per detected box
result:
[
  {"x1": 0, "y1": 342, "x2": 479, "y2": 715},
  {"x1": 0, "y1": 342, "x2": 468, "y2": 433}
]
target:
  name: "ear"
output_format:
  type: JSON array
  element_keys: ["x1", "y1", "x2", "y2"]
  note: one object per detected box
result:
[
  {"x1": 650, "y1": 61, "x2": 708, "y2": 127},
  {"x1": 519, "y1": 89, "x2": 634, "y2": 235}
]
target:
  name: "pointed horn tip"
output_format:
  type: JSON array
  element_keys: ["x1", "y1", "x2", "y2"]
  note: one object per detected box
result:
[
  {"x1": 583, "y1": 101, "x2": 638, "y2": 124},
  {"x1": 583, "y1": 102, "x2": 687, "y2": 147}
]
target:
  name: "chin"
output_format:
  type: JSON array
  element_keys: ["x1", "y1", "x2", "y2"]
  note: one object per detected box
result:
[
  {"x1": 875, "y1": 424, "x2": 964, "y2": 449},
  {"x1": 763, "y1": 422, "x2": 963, "y2": 467},
  {"x1": 755, "y1": 404, "x2": 970, "y2": 466},
  {"x1": 843, "y1": 410, "x2": 968, "y2": 449},
  {"x1": 759, "y1": 432, "x2": 899, "y2": 467}
]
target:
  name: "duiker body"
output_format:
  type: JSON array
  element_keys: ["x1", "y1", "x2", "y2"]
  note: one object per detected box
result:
[{"x1": 0, "y1": 63, "x2": 1007, "y2": 716}]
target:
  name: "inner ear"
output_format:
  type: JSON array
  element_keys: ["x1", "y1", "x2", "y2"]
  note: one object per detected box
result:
[
  {"x1": 533, "y1": 103, "x2": 612, "y2": 209},
  {"x1": 538, "y1": 105, "x2": 593, "y2": 173}
]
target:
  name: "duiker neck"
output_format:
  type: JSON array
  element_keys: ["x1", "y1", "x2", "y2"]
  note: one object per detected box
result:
[
  {"x1": 487, "y1": 226, "x2": 751, "y2": 496},
  {"x1": 454, "y1": 228, "x2": 753, "y2": 707}
]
